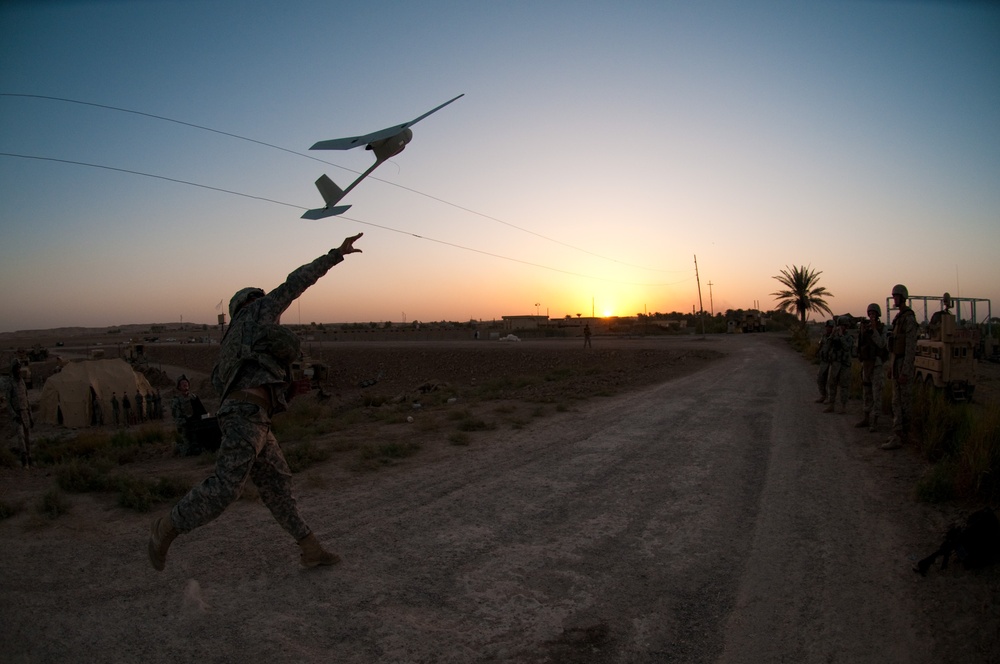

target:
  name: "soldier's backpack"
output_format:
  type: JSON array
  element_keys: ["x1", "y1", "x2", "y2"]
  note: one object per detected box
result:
[
  {"x1": 914, "y1": 507, "x2": 1000, "y2": 575},
  {"x1": 212, "y1": 315, "x2": 301, "y2": 399}
]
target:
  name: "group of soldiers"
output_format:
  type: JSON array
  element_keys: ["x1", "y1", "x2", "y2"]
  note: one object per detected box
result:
[
  {"x1": 4, "y1": 363, "x2": 208, "y2": 469},
  {"x1": 107, "y1": 389, "x2": 164, "y2": 427},
  {"x1": 815, "y1": 283, "x2": 918, "y2": 450}
]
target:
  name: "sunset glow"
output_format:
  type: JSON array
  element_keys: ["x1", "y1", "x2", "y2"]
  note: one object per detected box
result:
[{"x1": 1, "y1": 2, "x2": 998, "y2": 331}]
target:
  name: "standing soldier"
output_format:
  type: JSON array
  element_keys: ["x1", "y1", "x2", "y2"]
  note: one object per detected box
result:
[
  {"x1": 111, "y1": 392, "x2": 120, "y2": 427},
  {"x1": 814, "y1": 320, "x2": 834, "y2": 403},
  {"x1": 135, "y1": 389, "x2": 145, "y2": 423},
  {"x1": 171, "y1": 376, "x2": 207, "y2": 456},
  {"x1": 824, "y1": 316, "x2": 855, "y2": 414},
  {"x1": 148, "y1": 233, "x2": 363, "y2": 572},
  {"x1": 855, "y1": 303, "x2": 888, "y2": 432},
  {"x1": 883, "y1": 284, "x2": 918, "y2": 450},
  {"x1": 122, "y1": 392, "x2": 132, "y2": 426},
  {"x1": 6, "y1": 360, "x2": 34, "y2": 468}
]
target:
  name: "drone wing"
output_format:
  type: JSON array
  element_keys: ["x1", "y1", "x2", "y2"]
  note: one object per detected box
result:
[{"x1": 310, "y1": 94, "x2": 464, "y2": 151}]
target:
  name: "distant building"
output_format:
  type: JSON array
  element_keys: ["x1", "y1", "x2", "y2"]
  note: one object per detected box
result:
[{"x1": 501, "y1": 315, "x2": 549, "y2": 331}]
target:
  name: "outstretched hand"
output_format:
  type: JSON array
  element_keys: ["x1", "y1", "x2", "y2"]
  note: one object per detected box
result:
[{"x1": 337, "y1": 233, "x2": 363, "y2": 256}]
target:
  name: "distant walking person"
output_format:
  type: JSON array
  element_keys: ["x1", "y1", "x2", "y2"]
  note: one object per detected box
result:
[
  {"x1": 583, "y1": 323, "x2": 592, "y2": 349},
  {"x1": 883, "y1": 284, "x2": 918, "y2": 450},
  {"x1": 856, "y1": 303, "x2": 888, "y2": 433},
  {"x1": 148, "y1": 233, "x2": 363, "y2": 571},
  {"x1": 6, "y1": 360, "x2": 33, "y2": 468}
]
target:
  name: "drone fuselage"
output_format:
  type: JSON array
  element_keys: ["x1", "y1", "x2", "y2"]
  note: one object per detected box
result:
[{"x1": 367, "y1": 127, "x2": 413, "y2": 163}]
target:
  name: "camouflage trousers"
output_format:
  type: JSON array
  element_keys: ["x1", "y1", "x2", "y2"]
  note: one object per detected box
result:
[
  {"x1": 891, "y1": 376, "x2": 914, "y2": 437},
  {"x1": 861, "y1": 360, "x2": 885, "y2": 416},
  {"x1": 170, "y1": 400, "x2": 310, "y2": 541},
  {"x1": 816, "y1": 361, "x2": 830, "y2": 398},
  {"x1": 826, "y1": 362, "x2": 851, "y2": 405}
]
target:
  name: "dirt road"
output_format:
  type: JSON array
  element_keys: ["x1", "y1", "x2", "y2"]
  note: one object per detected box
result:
[{"x1": 1, "y1": 335, "x2": 994, "y2": 662}]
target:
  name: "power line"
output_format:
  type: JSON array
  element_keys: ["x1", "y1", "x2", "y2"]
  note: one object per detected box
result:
[
  {"x1": 0, "y1": 92, "x2": 689, "y2": 274},
  {"x1": 0, "y1": 151, "x2": 693, "y2": 289}
]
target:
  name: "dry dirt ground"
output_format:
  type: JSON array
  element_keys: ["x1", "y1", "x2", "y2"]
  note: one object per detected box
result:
[{"x1": 1, "y1": 335, "x2": 998, "y2": 663}]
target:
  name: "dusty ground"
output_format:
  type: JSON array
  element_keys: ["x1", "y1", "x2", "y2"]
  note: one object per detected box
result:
[{"x1": 1, "y1": 334, "x2": 998, "y2": 663}]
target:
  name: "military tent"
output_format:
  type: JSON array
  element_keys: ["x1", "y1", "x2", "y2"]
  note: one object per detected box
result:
[{"x1": 39, "y1": 359, "x2": 154, "y2": 428}]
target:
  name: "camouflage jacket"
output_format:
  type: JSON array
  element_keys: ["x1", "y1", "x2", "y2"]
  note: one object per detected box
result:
[
  {"x1": 817, "y1": 333, "x2": 833, "y2": 363},
  {"x1": 857, "y1": 320, "x2": 888, "y2": 364},
  {"x1": 5, "y1": 375, "x2": 28, "y2": 417},
  {"x1": 890, "y1": 306, "x2": 918, "y2": 379},
  {"x1": 828, "y1": 331, "x2": 855, "y2": 367},
  {"x1": 171, "y1": 393, "x2": 205, "y2": 427},
  {"x1": 212, "y1": 248, "x2": 345, "y2": 413}
]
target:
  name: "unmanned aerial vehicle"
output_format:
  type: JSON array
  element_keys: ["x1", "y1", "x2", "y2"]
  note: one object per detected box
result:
[{"x1": 302, "y1": 94, "x2": 464, "y2": 220}]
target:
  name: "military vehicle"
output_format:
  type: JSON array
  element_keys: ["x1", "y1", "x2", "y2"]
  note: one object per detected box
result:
[
  {"x1": 728, "y1": 310, "x2": 765, "y2": 333},
  {"x1": 910, "y1": 293, "x2": 979, "y2": 401}
]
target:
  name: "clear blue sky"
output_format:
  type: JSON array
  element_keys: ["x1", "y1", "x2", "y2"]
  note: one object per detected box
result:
[{"x1": 2, "y1": 0, "x2": 998, "y2": 331}]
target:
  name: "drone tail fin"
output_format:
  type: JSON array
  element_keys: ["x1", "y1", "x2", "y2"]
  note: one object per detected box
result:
[
  {"x1": 315, "y1": 174, "x2": 345, "y2": 207},
  {"x1": 300, "y1": 174, "x2": 352, "y2": 219}
]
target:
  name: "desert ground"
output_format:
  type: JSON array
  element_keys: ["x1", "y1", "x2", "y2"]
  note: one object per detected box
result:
[{"x1": 1, "y1": 333, "x2": 998, "y2": 663}]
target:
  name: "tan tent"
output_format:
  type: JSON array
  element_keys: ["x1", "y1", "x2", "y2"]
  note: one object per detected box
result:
[{"x1": 39, "y1": 359, "x2": 154, "y2": 428}]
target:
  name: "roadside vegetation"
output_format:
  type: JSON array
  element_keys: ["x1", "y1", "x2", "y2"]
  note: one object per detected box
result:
[{"x1": 912, "y1": 387, "x2": 1000, "y2": 504}]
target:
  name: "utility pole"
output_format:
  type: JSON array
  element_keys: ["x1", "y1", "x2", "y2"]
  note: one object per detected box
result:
[
  {"x1": 694, "y1": 255, "x2": 706, "y2": 336},
  {"x1": 707, "y1": 281, "x2": 714, "y2": 317}
]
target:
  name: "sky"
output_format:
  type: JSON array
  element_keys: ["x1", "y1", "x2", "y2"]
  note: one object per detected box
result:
[{"x1": 1, "y1": 0, "x2": 998, "y2": 332}]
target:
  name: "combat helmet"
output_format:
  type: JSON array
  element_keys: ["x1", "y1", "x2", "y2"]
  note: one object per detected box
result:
[
  {"x1": 229, "y1": 287, "x2": 265, "y2": 318},
  {"x1": 891, "y1": 284, "x2": 908, "y2": 299},
  {"x1": 837, "y1": 316, "x2": 851, "y2": 327},
  {"x1": 867, "y1": 302, "x2": 881, "y2": 317}
]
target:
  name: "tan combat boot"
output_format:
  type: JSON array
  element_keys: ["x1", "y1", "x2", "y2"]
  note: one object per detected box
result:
[
  {"x1": 148, "y1": 515, "x2": 178, "y2": 571},
  {"x1": 854, "y1": 414, "x2": 870, "y2": 428},
  {"x1": 298, "y1": 533, "x2": 341, "y2": 567},
  {"x1": 823, "y1": 402, "x2": 835, "y2": 413},
  {"x1": 868, "y1": 413, "x2": 879, "y2": 433}
]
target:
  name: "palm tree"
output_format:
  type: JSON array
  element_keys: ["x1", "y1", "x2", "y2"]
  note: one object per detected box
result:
[{"x1": 770, "y1": 265, "x2": 834, "y2": 325}]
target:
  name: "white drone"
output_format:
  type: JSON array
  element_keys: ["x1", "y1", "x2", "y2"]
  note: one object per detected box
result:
[{"x1": 302, "y1": 94, "x2": 464, "y2": 219}]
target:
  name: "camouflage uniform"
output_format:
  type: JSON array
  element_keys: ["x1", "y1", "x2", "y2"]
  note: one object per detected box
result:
[
  {"x1": 856, "y1": 309, "x2": 887, "y2": 431},
  {"x1": 169, "y1": 248, "x2": 348, "y2": 540},
  {"x1": 6, "y1": 363, "x2": 33, "y2": 467},
  {"x1": 825, "y1": 319, "x2": 855, "y2": 411},
  {"x1": 171, "y1": 391, "x2": 206, "y2": 455},
  {"x1": 815, "y1": 322, "x2": 834, "y2": 402},
  {"x1": 111, "y1": 393, "x2": 120, "y2": 427},
  {"x1": 888, "y1": 303, "x2": 918, "y2": 442},
  {"x1": 122, "y1": 393, "x2": 132, "y2": 425}
]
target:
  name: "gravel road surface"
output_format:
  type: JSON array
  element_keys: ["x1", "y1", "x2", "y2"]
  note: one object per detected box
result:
[{"x1": 1, "y1": 335, "x2": 988, "y2": 662}]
